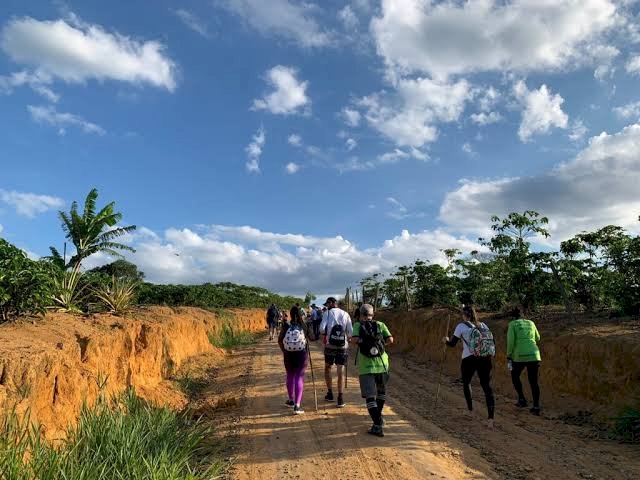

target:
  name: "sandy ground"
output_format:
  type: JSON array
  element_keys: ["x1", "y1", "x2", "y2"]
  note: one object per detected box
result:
[{"x1": 195, "y1": 335, "x2": 640, "y2": 480}]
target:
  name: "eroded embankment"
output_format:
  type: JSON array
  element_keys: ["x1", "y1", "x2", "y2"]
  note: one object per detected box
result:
[
  {"x1": 0, "y1": 307, "x2": 265, "y2": 438},
  {"x1": 376, "y1": 309, "x2": 640, "y2": 415}
]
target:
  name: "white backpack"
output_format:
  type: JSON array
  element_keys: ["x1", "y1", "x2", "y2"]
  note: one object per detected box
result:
[{"x1": 283, "y1": 324, "x2": 307, "y2": 352}]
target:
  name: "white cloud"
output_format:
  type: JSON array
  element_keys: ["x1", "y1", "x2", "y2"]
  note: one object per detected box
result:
[
  {"x1": 569, "y1": 119, "x2": 588, "y2": 141},
  {"x1": 219, "y1": 0, "x2": 332, "y2": 48},
  {"x1": 371, "y1": 0, "x2": 619, "y2": 80},
  {"x1": 245, "y1": 126, "x2": 265, "y2": 173},
  {"x1": 338, "y1": 5, "x2": 359, "y2": 30},
  {"x1": 1, "y1": 15, "x2": 177, "y2": 90},
  {"x1": 252, "y1": 65, "x2": 310, "y2": 115},
  {"x1": 462, "y1": 142, "x2": 475, "y2": 155},
  {"x1": 385, "y1": 196, "x2": 422, "y2": 220},
  {"x1": 285, "y1": 162, "x2": 300, "y2": 174},
  {"x1": 356, "y1": 77, "x2": 471, "y2": 148},
  {"x1": 478, "y1": 86, "x2": 500, "y2": 112},
  {"x1": 0, "y1": 189, "x2": 64, "y2": 218},
  {"x1": 0, "y1": 224, "x2": 3, "y2": 234},
  {"x1": 440, "y1": 123, "x2": 640, "y2": 242},
  {"x1": 27, "y1": 105, "x2": 106, "y2": 135},
  {"x1": 594, "y1": 63, "x2": 615, "y2": 82},
  {"x1": 173, "y1": 9, "x2": 211, "y2": 38},
  {"x1": 613, "y1": 100, "x2": 640, "y2": 119},
  {"x1": 0, "y1": 70, "x2": 59, "y2": 101},
  {"x1": 345, "y1": 138, "x2": 357, "y2": 151},
  {"x1": 287, "y1": 133, "x2": 302, "y2": 146},
  {"x1": 626, "y1": 55, "x2": 640, "y2": 74},
  {"x1": 513, "y1": 81, "x2": 568, "y2": 142},
  {"x1": 341, "y1": 107, "x2": 361, "y2": 127},
  {"x1": 470, "y1": 111, "x2": 503, "y2": 125}
]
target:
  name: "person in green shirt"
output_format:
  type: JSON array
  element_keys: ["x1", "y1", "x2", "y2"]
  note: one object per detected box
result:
[
  {"x1": 507, "y1": 307, "x2": 542, "y2": 415},
  {"x1": 349, "y1": 303, "x2": 394, "y2": 437}
]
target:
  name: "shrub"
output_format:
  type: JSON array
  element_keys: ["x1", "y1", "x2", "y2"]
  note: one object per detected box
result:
[
  {"x1": 208, "y1": 324, "x2": 255, "y2": 349},
  {"x1": 0, "y1": 239, "x2": 52, "y2": 321},
  {"x1": 93, "y1": 276, "x2": 138, "y2": 315},
  {"x1": 49, "y1": 267, "x2": 87, "y2": 314}
]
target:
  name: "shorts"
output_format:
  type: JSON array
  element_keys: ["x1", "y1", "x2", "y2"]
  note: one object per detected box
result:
[
  {"x1": 324, "y1": 349, "x2": 348, "y2": 366},
  {"x1": 359, "y1": 373, "x2": 389, "y2": 399},
  {"x1": 267, "y1": 320, "x2": 277, "y2": 328}
]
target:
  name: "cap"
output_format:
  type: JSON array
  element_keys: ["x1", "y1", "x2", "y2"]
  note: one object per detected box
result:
[
  {"x1": 324, "y1": 297, "x2": 337, "y2": 306},
  {"x1": 360, "y1": 304, "x2": 374, "y2": 316}
]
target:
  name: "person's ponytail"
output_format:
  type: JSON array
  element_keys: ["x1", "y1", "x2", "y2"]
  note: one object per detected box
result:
[{"x1": 462, "y1": 304, "x2": 480, "y2": 328}]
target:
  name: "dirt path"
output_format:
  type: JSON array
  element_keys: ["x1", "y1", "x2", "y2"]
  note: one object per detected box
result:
[{"x1": 197, "y1": 336, "x2": 640, "y2": 480}]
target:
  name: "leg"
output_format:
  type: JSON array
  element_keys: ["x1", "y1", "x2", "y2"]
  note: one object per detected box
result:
[
  {"x1": 324, "y1": 364, "x2": 333, "y2": 391},
  {"x1": 460, "y1": 357, "x2": 476, "y2": 412},
  {"x1": 294, "y1": 366, "x2": 306, "y2": 406},
  {"x1": 375, "y1": 373, "x2": 389, "y2": 417},
  {"x1": 477, "y1": 358, "x2": 495, "y2": 420},
  {"x1": 336, "y1": 364, "x2": 344, "y2": 394},
  {"x1": 511, "y1": 362, "x2": 527, "y2": 403},
  {"x1": 359, "y1": 375, "x2": 382, "y2": 426},
  {"x1": 527, "y1": 362, "x2": 541, "y2": 408},
  {"x1": 286, "y1": 370, "x2": 294, "y2": 401}
]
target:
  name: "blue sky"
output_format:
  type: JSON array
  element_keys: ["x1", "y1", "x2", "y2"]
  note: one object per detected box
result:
[{"x1": 1, "y1": 0, "x2": 639, "y2": 296}]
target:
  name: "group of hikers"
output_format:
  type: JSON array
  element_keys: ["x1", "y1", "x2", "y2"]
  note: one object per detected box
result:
[{"x1": 266, "y1": 300, "x2": 541, "y2": 436}]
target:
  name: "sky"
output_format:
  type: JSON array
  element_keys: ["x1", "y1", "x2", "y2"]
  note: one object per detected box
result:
[{"x1": 1, "y1": 0, "x2": 639, "y2": 297}]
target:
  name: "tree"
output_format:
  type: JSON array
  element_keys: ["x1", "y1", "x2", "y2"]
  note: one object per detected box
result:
[
  {"x1": 304, "y1": 292, "x2": 316, "y2": 305},
  {"x1": 88, "y1": 260, "x2": 145, "y2": 282},
  {"x1": 53, "y1": 189, "x2": 137, "y2": 270}
]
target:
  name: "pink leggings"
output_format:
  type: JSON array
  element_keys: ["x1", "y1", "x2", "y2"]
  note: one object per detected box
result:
[{"x1": 286, "y1": 366, "x2": 306, "y2": 405}]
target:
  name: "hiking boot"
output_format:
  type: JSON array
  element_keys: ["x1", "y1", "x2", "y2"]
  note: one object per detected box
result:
[
  {"x1": 367, "y1": 424, "x2": 384, "y2": 437},
  {"x1": 293, "y1": 405, "x2": 305, "y2": 415},
  {"x1": 337, "y1": 394, "x2": 346, "y2": 408},
  {"x1": 285, "y1": 399, "x2": 295, "y2": 407},
  {"x1": 515, "y1": 398, "x2": 528, "y2": 408},
  {"x1": 530, "y1": 407, "x2": 541, "y2": 416},
  {"x1": 324, "y1": 391, "x2": 334, "y2": 402}
]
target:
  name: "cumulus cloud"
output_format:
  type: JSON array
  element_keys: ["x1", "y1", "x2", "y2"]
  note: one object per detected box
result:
[
  {"x1": 245, "y1": 126, "x2": 265, "y2": 173},
  {"x1": 1, "y1": 15, "x2": 177, "y2": 90},
  {"x1": 252, "y1": 65, "x2": 310, "y2": 115},
  {"x1": 355, "y1": 77, "x2": 471, "y2": 148},
  {"x1": 513, "y1": 80, "x2": 568, "y2": 142},
  {"x1": 0, "y1": 189, "x2": 64, "y2": 218},
  {"x1": 341, "y1": 107, "x2": 361, "y2": 127},
  {"x1": 626, "y1": 55, "x2": 640, "y2": 74},
  {"x1": 172, "y1": 9, "x2": 211, "y2": 38},
  {"x1": 218, "y1": 0, "x2": 332, "y2": 48},
  {"x1": 345, "y1": 138, "x2": 357, "y2": 151},
  {"x1": 287, "y1": 133, "x2": 302, "y2": 146},
  {"x1": 569, "y1": 119, "x2": 588, "y2": 141},
  {"x1": 0, "y1": 70, "x2": 59, "y2": 101},
  {"x1": 285, "y1": 162, "x2": 300, "y2": 174},
  {"x1": 440, "y1": 123, "x2": 640, "y2": 241},
  {"x1": 338, "y1": 5, "x2": 359, "y2": 30},
  {"x1": 371, "y1": 0, "x2": 619, "y2": 79},
  {"x1": 613, "y1": 100, "x2": 640, "y2": 119},
  {"x1": 28, "y1": 105, "x2": 106, "y2": 135},
  {"x1": 470, "y1": 111, "x2": 503, "y2": 125}
]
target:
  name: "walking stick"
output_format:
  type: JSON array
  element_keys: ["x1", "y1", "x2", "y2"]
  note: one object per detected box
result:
[
  {"x1": 434, "y1": 312, "x2": 451, "y2": 409},
  {"x1": 307, "y1": 342, "x2": 318, "y2": 412}
]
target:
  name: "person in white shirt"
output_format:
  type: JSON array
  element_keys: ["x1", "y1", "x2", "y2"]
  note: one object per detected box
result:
[{"x1": 319, "y1": 297, "x2": 353, "y2": 407}]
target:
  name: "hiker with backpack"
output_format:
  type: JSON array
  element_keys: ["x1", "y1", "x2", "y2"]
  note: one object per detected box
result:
[
  {"x1": 319, "y1": 297, "x2": 352, "y2": 408},
  {"x1": 350, "y1": 303, "x2": 394, "y2": 437},
  {"x1": 278, "y1": 305, "x2": 309, "y2": 414},
  {"x1": 507, "y1": 307, "x2": 542, "y2": 416},
  {"x1": 266, "y1": 304, "x2": 279, "y2": 341},
  {"x1": 442, "y1": 305, "x2": 496, "y2": 429}
]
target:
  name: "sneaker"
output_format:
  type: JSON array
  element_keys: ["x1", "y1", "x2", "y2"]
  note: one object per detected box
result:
[
  {"x1": 285, "y1": 399, "x2": 295, "y2": 407},
  {"x1": 324, "y1": 391, "x2": 334, "y2": 402},
  {"x1": 516, "y1": 399, "x2": 528, "y2": 408},
  {"x1": 530, "y1": 407, "x2": 541, "y2": 416},
  {"x1": 293, "y1": 405, "x2": 305, "y2": 415},
  {"x1": 487, "y1": 419, "x2": 495, "y2": 430},
  {"x1": 337, "y1": 394, "x2": 345, "y2": 408},
  {"x1": 367, "y1": 424, "x2": 384, "y2": 437}
]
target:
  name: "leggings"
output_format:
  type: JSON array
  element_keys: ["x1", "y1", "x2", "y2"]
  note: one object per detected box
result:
[
  {"x1": 286, "y1": 365, "x2": 306, "y2": 406},
  {"x1": 511, "y1": 361, "x2": 540, "y2": 407},
  {"x1": 461, "y1": 356, "x2": 495, "y2": 419}
]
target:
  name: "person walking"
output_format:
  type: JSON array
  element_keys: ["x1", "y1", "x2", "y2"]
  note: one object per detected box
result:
[
  {"x1": 278, "y1": 305, "x2": 309, "y2": 414},
  {"x1": 319, "y1": 297, "x2": 352, "y2": 408},
  {"x1": 350, "y1": 304, "x2": 393, "y2": 437},
  {"x1": 266, "y1": 304, "x2": 279, "y2": 341},
  {"x1": 507, "y1": 307, "x2": 542, "y2": 416},
  {"x1": 443, "y1": 305, "x2": 496, "y2": 429},
  {"x1": 311, "y1": 304, "x2": 322, "y2": 341}
]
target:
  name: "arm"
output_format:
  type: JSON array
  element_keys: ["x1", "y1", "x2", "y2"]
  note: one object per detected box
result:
[
  {"x1": 277, "y1": 325, "x2": 287, "y2": 352},
  {"x1": 534, "y1": 323, "x2": 540, "y2": 343},
  {"x1": 384, "y1": 336, "x2": 394, "y2": 346},
  {"x1": 445, "y1": 336, "x2": 459, "y2": 348},
  {"x1": 507, "y1": 322, "x2": 515, "y2": 359}
]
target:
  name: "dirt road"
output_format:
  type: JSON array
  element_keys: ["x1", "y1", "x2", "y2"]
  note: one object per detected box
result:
[{"x1": 197, "y1": 336, "x2": 640, "y2": 480}]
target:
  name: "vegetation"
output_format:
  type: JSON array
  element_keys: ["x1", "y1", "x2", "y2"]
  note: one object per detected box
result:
[
  {"x1": 208, "y1": 323, "x2": 256, "y2": 349},
  {"x1": 0, "y1": 390, "x2": 222, "y2": 479},
  {"x1": 93, "y1": 276, "x2": 139, "y2": 315},
  {"x1": 357, "y1": 211, "x2": 640, "y2": 316}
]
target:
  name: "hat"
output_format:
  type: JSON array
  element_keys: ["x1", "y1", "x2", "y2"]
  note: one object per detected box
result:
[
  {"x1": 311, "y1": 303, "x2": 317, "y2": 308},
  {"x1": 324, "y1": 297, "x2": 337, "y2": 306},
  {"x1": 360, "y1": 304, "x2": 374, "y2": 316}
]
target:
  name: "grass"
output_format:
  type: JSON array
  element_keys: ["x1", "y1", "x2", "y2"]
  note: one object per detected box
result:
[
  {"x1": 0, "y1": 389, "x2": 223, "y2": 479},
  {"x1": 614, "y1": 406, "x2": 640, "y2": 443},
  {"x1": 208, "y1": 323, "x2": 255, "y2": 349}
]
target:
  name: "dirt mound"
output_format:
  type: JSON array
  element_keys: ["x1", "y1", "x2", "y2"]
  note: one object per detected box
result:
[{"x1": 0, "y1": 307, "x2": 266, "y2": 438}]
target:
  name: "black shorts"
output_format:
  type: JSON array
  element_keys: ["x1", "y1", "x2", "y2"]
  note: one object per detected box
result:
[
  {"x1": 267, "y1": 320, "x2": 277, "y2": 328},
  {"x1": 324, "y1": 349, "x2": 348, "y2": 366}
]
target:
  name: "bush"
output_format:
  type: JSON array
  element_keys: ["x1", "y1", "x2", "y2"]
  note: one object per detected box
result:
[
  {"x1": 93, "y1": 276, "x2": 138, "y2": 315},
  {"x1": 0, "y1": 389, "x2": 223, "y2": 479},
  {"x1": 0, "y1": 239, "x2": 52, "y2": 321},
  {"x1": 208, "y1": 324, "x2": 255, "y2": 349}
]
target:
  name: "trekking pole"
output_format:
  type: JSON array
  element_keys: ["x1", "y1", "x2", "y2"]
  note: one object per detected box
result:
[
  {"x1": 434, "y1": 312, "x2": 451, "y2": 410},
  {"x1": 307, "y1": 342, "x2": 318, "y2": 412}
]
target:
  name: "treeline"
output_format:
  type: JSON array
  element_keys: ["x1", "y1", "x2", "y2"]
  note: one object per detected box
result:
[{"x1": 359, "y1": 211, "x2": 640, "y2": 316}]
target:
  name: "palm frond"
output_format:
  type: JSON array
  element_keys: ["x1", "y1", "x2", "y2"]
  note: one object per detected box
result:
[{"x1": 83, "y1": 188, "x2": 99, "y2": 221}]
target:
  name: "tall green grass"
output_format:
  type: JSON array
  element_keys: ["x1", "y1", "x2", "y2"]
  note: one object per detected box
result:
[
  {"x1": 0, "y1": 389, "x2": 222, "y2": 479},
  {"x1": 208, "y1": 324, "x2": 255, "y2": 349}
]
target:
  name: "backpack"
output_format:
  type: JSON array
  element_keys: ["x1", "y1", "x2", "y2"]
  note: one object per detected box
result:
[
  {"x1": 328, "y1": 318, "x2": 347, "y2": 347},
  {"x1": 267, "y1": 306, "x2": 278, "y2": 322},
  {"x1": 464, "y1": 322, "x2": 496, "y2": 357},
  {"x1": 283, "y1": 324, "x2": 307, "y2": 352},
  {"x1": 358, "y1": 320, "x2": 385, "y2": 358}
]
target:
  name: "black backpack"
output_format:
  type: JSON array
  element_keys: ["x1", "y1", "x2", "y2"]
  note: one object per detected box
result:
[
  {"x1": 328, "y1": 322, "x2": 347, "y2": 347},
  {"x1": 358, "y1": 320, "x2": 385, "y2": 358},
  {"x1": 267, "y1": 306, "x2": 278, "y2": 322}
]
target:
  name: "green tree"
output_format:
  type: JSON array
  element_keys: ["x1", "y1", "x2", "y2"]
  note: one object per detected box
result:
[{"x1": 304, "y1": 292, "x2": 316, "y2": 305}]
